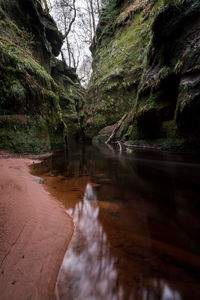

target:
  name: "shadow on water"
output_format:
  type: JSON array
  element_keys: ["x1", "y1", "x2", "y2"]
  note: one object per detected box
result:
[{"x1": 32, "y1": 142, "x2": 200, "y2": 300}]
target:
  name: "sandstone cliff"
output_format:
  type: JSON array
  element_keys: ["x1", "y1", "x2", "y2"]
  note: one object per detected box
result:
[
  {"x1": 0, "y1": 0, "x2": 83, "y2": 153},
  {"x1": 85, "y1": 0, "x2": 200, "y2": 150}
]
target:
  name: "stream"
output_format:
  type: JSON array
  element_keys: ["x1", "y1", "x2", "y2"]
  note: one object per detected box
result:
[{"x1": 32, "y1": 142, "x2": 200, "y2": 300}]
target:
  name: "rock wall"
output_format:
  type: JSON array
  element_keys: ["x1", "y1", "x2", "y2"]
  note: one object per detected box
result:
[
  {"x1": 0, "y1": 0, "x2": 83, "y2": 153},
  {"x1": 85, "y1": 0, "x2": 200, "y2": 150},
  {"x1": 51, "y1": 57, "x2": 85, "y2": 142}
]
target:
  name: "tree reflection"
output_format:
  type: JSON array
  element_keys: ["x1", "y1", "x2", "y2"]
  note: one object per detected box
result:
[
  {"x1": 56, "y1": 183, "x2": 124, "y2": 299},
  {"x1": 56, "y1": 183, "x2": 184, "y2": 300}
]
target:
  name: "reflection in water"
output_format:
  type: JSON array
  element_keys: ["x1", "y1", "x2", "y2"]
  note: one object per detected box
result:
[
  {"x1": 161, "y1": 283, "x2": 181, "y2": 300},
  {"x1": 83, "y1": 183, "x2": 97, "y2": 201},
  {"x1": 56, "y1": 183, "x2": 124, "y2": 300},
  {"x1": 32, "y1": 143, "x2": 200, "y2": 300},
  {"x1": 56, "y1": 181, "x2": 184, "y2": 300},
  {"x1": 141, "y1": 281, "x2": 182, "y2": 300}
]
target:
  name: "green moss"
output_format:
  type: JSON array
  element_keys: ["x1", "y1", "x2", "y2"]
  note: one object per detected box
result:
[
  {"x1": 92, "y1": 0, "x2": 164, "y2": 84},
  {"x1": 0, "y1": 42, "x2": 54, "y2": 94},
  {"x1": 85, "y1": 0, "x2": 200, "y2": 148},
  {"x1": 43, "y1": 89, "x2": 59, "y2": 102},
  {"x1": 130, "y1": 120, "x2": 140, "y2": 140},
  {"x1": 136, "y1": 90, "x2": 161, "y2": 116},
  {"x1": 174, "y1": 59, "x2": 183, "y2": 74},
  {"x1": 10, "y1": 82, "x2": 26, "y2": 100},
  {"x1": 0, "y1": 115, "x2": 51, "y2": 153},
  {"x1": 0, "y1": 0, "x2": 85, "y2": 152},
  {"x1": 85, "y1": 0, "x2": 166, "y2": 140},
  {"x1": 0, "y1": 11, "x2": 65, "y2": 152}
]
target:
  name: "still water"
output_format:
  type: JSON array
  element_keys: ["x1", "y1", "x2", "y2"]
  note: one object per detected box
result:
[{"x1": 32, "y1": 142, "x2": 200, "y2": 300}]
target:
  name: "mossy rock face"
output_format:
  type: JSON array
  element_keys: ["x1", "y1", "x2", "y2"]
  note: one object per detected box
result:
[
  {"x1": 85, "y1": 0, "x2": 200, "y2": 149},
  {"x1": 0, "y1": 0, "x2": 84, "y2": 153},
  {"x1": 4, "y1": 0, "x2": 63, "y2": 63},
  {"x1": 0, "y1": 0, "x2": 62, "y2": 152},
  {"x1": 50, "y1": 57, "x2": 85, "y2": 140},
  {"x1": 135, "y1": 0, "x2": 200, "y2": 144},
  {"x1": 85, "y1": 0, "x2": 165, "y2": 136},
  {"x1": 0, "y1": 35, "x2": 63, "y2": 152},
  {"x1": 0, "y1": 115, "x2": 51, "y2": 153}
]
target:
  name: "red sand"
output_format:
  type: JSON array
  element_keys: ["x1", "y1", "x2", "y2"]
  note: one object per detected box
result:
[{"x1": 0, "y1": 158, "x2": 74, "y2": 300}]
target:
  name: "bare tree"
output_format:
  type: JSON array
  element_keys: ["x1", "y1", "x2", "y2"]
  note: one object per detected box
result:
[
  {"x1": 62, "y1": 0, "x2": 77, "y2": 39},
  {"x1": 48, "y1": 0, "x2": 103, "y2": 83},
  {"x1": 41, "y1": 0, "x2": 54, "y2": 13}
]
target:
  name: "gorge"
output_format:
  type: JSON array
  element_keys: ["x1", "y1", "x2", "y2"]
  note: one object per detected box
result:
[{"x1": 0, "y1": 0, "x2": 200, "y2": 299}]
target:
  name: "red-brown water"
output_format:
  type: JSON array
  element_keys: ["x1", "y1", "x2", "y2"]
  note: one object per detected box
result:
[{"x1": 33, "y1": 142, "x2": 200, "y2": 300}]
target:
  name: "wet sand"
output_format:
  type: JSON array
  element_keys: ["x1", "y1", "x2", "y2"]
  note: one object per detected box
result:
[{"x1": 0, "y1": 157, "x2": 74, "y2": 300}]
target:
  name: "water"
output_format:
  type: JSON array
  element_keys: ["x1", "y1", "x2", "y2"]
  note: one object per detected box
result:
[{"x1": 32, "y1": 142, "x2": 200, "y2": 300}]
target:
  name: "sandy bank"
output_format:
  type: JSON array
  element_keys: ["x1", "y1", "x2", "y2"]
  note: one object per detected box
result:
[{"x1": 0, "y1": 158, "x2": 74, "y2": 300}]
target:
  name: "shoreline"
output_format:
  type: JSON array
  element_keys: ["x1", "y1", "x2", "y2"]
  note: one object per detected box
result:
[{"x1": 0, "y1": 157, "x2": 74, "y2": 300}]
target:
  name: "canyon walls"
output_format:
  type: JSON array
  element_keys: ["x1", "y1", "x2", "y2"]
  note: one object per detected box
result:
[
  {"x1": 85, "y1": 0, "x2": 200, "y2": 150},
  {"x1": 0, "y1": 0, "x2": 84, "y2": 153}
]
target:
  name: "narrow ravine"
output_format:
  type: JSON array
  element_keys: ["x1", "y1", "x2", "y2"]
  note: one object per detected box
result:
[{"x1": 1, "y1": 1, "x2": 200, "y2": 299}]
